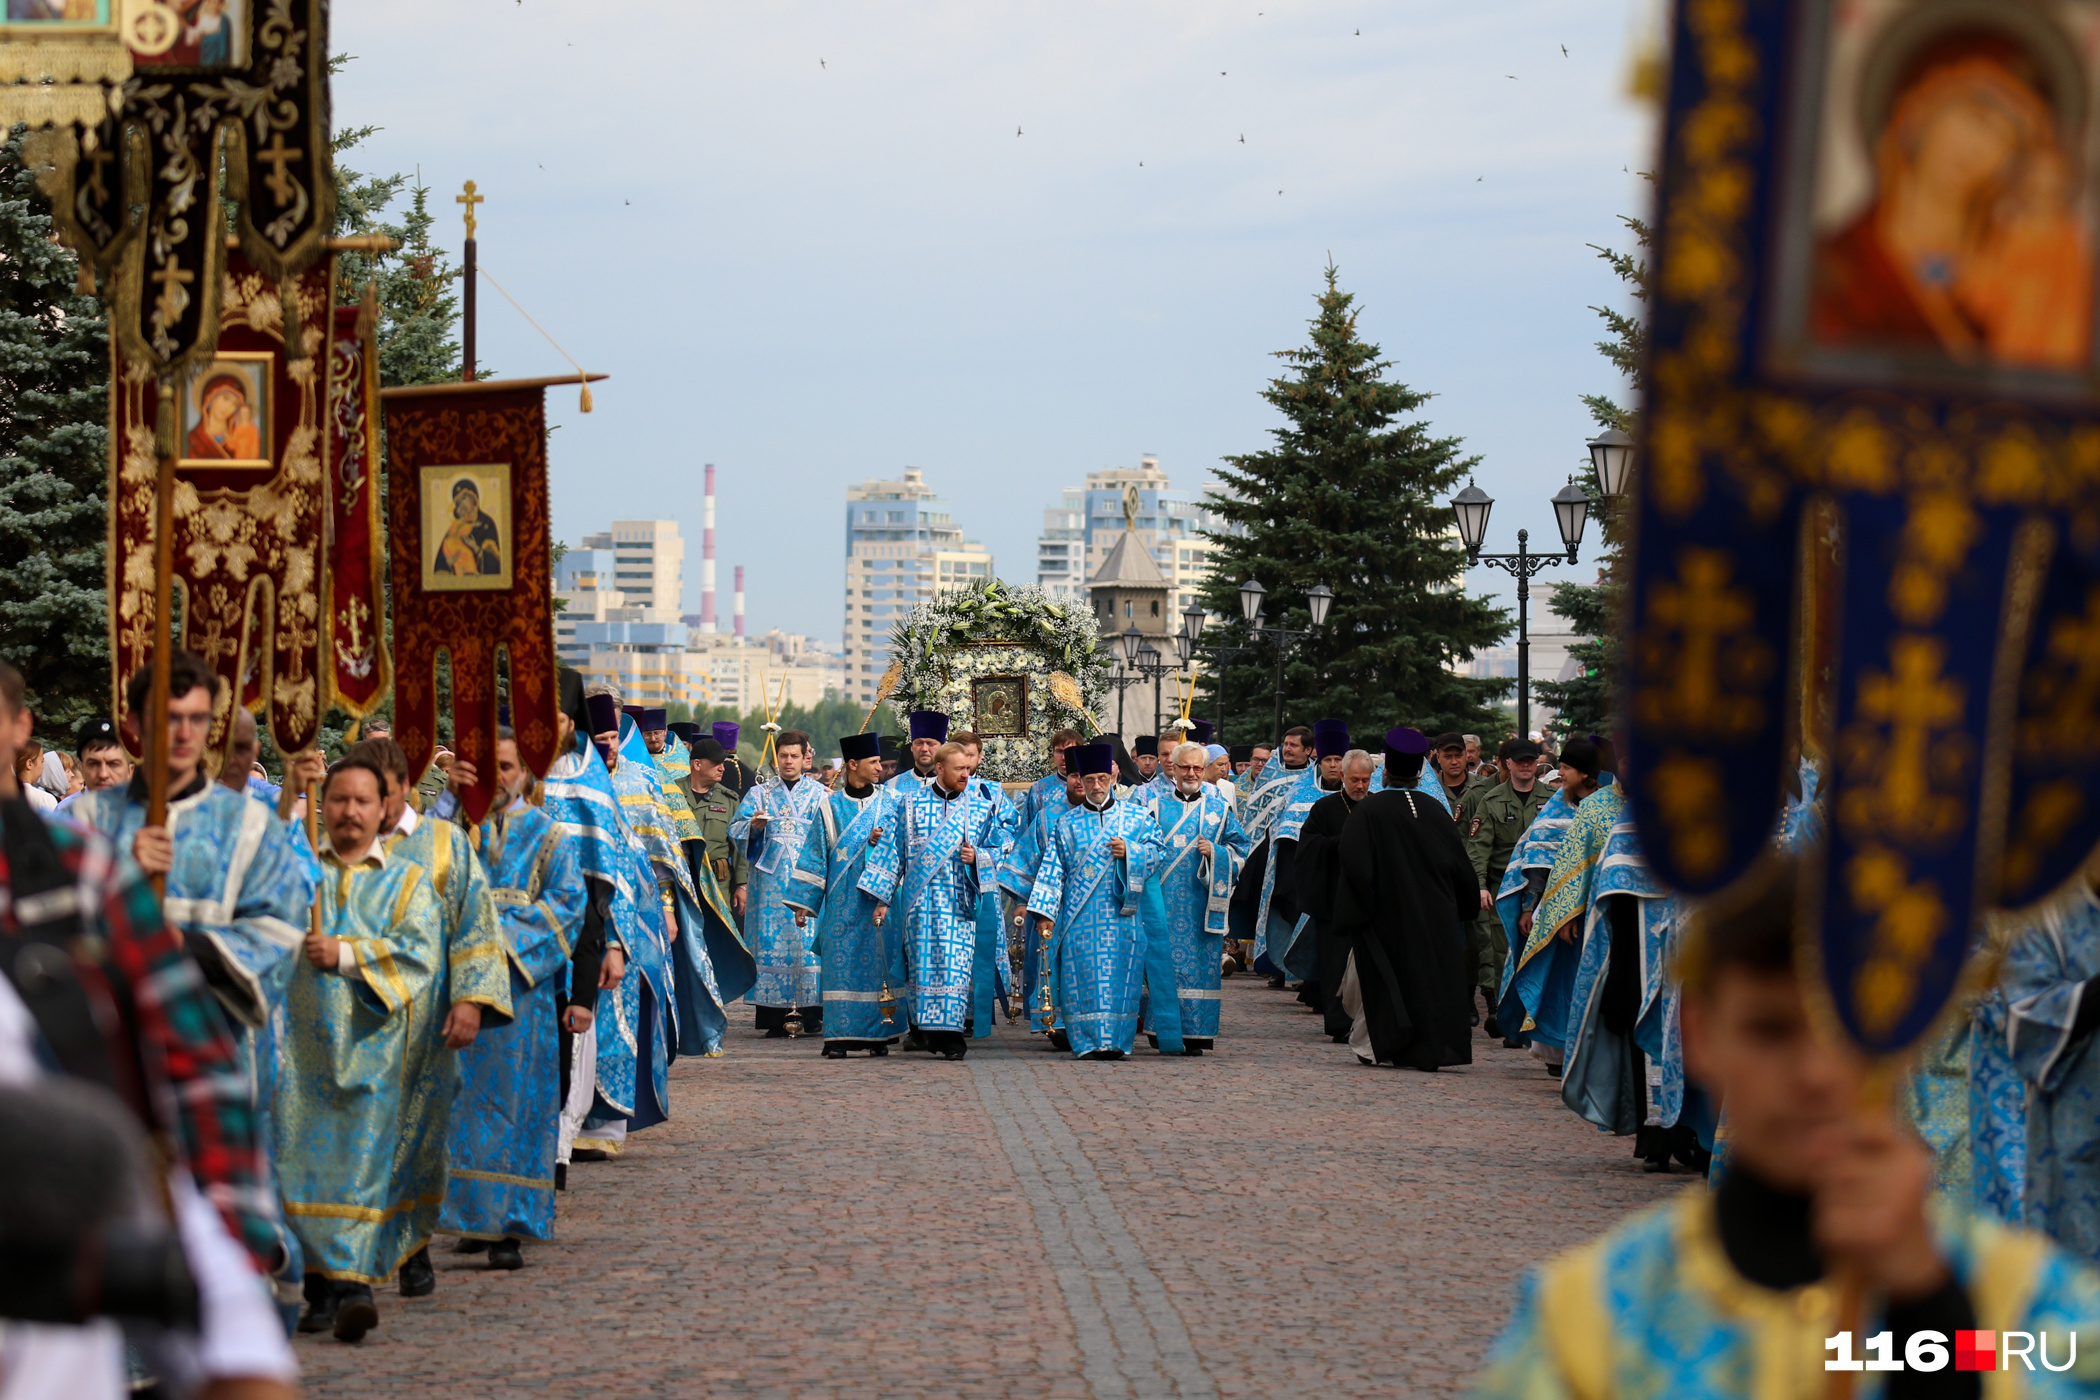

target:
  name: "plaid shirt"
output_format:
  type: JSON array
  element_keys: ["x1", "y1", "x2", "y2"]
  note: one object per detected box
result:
[{"x1": 0, "y1": 806, "x2": 278, "y2": 1271}]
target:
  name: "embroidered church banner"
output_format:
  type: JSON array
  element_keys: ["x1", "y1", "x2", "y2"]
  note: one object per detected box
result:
[
  {"x1": 380, "y1": 379, "x2": 564, "y2": 824},
  {"x1": 1633, "y1": 0, "x2": 2100, "y2": 1055},
  {"x1": 108, "y1": 250, "x2": 332, "y2": 758},
  {"x1": 324, "y1": 302, "x2": 390, "y2": 719}
]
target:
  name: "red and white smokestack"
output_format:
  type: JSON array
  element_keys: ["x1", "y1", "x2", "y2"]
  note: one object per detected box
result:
[
  {"x1": 734, "y1": 566, "x2": 746, "y2": 640},
  {"x1": 700, "y1": 463, "x2": 718, "y2": 634}
]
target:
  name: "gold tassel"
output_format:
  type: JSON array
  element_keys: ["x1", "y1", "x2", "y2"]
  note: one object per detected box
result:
[{"x1": 579, "y1": 373, "x2": 593, "y2": 414}]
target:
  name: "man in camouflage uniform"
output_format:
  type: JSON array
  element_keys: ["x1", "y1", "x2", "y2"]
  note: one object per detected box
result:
[
  {"x1": 1461, "y1": 737, "x2": 1552, "y2": 1034},
  {"x1": 678, "y1": 735, "x2": 751, "y2": 918}
]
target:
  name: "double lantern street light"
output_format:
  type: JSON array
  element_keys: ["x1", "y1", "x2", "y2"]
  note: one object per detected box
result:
[
  {"x1": 1451, "y1": 428, "x2": 1636, "y2": 743},
  {"x1": 1238, "y1": 578, "x2": 1335, "y2": 747}
]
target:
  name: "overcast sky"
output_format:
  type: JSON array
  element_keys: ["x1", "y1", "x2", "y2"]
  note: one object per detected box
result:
[{"x1": 335, "y1": 0, "x2": 1660, "y2": 645}]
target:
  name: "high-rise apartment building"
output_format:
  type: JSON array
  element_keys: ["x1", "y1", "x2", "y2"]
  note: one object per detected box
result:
[
  {"x1": 1034, "y1": 456, "x2": 1225, "y2": 619},
  {"x1": 842, "y1": 468, "x2": 994, "y2": 706}
]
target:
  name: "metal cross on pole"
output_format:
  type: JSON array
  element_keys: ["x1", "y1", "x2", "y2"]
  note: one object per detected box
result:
[{"x1": 458, "y1": 180, "x2": 483, "y2": 381}]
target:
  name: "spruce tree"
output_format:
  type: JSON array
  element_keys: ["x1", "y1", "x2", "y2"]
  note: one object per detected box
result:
[
  {"x1": 1198, "y1": 265, "x2": 1510, "y2": 743},
  {"x1": 0, "y1": 132, "x2": 110, "y2": 732},
  {"x1": 1533, "y1": 214, "x2": 1648, "y2": 739}
]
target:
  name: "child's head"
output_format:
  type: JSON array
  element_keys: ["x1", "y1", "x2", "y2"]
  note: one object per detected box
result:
[{"x1": 1679, "y1": 857, "x2": 1868, "y2": 1190}]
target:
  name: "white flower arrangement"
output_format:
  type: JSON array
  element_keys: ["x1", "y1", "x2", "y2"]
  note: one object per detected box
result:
[{"x1": 887, "y1": 580, "x2": 1113, "y2": 783}]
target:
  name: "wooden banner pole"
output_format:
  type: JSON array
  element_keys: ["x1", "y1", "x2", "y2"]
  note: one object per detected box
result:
[{"x1": 144, "y1": 380, "x2": 178, "y2": 894}]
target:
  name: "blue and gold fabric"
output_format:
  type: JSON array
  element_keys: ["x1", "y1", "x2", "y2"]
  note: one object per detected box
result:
[
  {"x1": 1141, "y1": 788, "x2": 1251, "y2": 1043},
  {"x1": 860, "y1": 778, "x2": 1005, "y2": 1033},
  {"x1": 1469, "y1": 1187, "x2": 2097, "y2": 1400},
  {"x1": 783, "y1": 785, "x2": 906, "y2": 1045},
  {"x1": 1630, "y1": 0, "x2": 2100, "y2": 1065},
  {"x1": 277, "y1": 842, "x2": 455, "y2": 1283},
  {"x1": 439, "y1": 801, "x2": 584, "y2": 1243},
  {"x1": 1025, "y1": 800, "x2": 1169, "y2": 1058},
  {"x1": 2004, "y1": 884, "x2": 2100, "y2": 1263},
  {"x1": 729, "y1": 770, "x2": 829, "y2": 1011}
]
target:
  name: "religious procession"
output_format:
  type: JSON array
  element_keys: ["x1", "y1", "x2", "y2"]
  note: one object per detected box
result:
[{"x1": 14, "y1": 1, "x2": 2100, "y2": 1398}]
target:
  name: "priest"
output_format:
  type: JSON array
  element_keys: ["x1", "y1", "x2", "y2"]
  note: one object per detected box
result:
[
  {"x1": 891, "y1": 710, "x2": 948, "y2": 788},
  {"x1": 860, "y1": 740, "x2": 1004, "y2": 1059},
  {"x1": 997, "y1": 751, "x2": 1089, "y2": 1033},
  {"x1": 1250, "y1": 718, "x2": 1344, "y2": 985},
  {"x1": 1294, "y1": 746, "x2": 1376, "y2": 1042},
  {"x1": 279, "y1": 752, "x2": 502, "y2": 1340},
  {"x1": 1329, "y1": 728, "x2": 1478, "y2": 1071},
  {"x1": 730, "y1": 727, "x2": 828, "y2": 1036},
  {"x1": 714, "y1": 721, "x2": 753, "y2": 797},
  {"x1": 1142, "y1": 740, "x2": 1250, "y2": 1053},
  {"x1": 1026, "y1": 741, "x2": 1170, "y2": 1060},
  {"x1": 436, "y1": 731, "x2": 587, "y2": 1270},
  {"x1": 1507, "y1": 737, "x2": 1615, "y2": 1076},
  {"x1": 786, "y1": 731, "x2": 907, "y2": 1057}
]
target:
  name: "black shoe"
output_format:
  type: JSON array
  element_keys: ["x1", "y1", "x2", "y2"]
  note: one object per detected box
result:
[
  {"x1": 452, "y1": 1237, "x2": 488, "y2": 1255},
  {"x1": 1182, "y1": 1046, "x2": 1204, "y2": 1056},
  {"x1": 869, "y1": 1044, "x2": 889, "y2": 1057},
  {"x1": 940, "y1": 1046, "x2": 967, "y2": 1061},
  {"x1": 764, "y1": 1027, "x2": 789, "y2": 1039},
  {"x1": 902, "y1": 1027, "x2": 929, "y2": 1052},
  {"x1": 1502, "y1": 1035, "x2": 1525, "y2": 1049},
  {"x1": 297, "y1": 1282, "x2": 338, "y2": 1335},
  {"x1": 1484, "y1": 1014, "x2": 1501, "y2": 1038},
  {"x1": 822, "y1": 1044, "x2": 849, "y2": 1059},
  {"x1": 1470, "y1": 1005, "x2": 1481, "y2": 1027},
  {"x1": 488, "y1": 1238, "x2": 524, "y2": 1270},
  {"x1": 570, "y1": 1147, "x2": 610, "y2": 1162},
  {"x1": 397, "y1": 1247, "x2": 435, "y2": 1298},
  {"x1": 1047, "y1": 1029, "x2": 1070, "y2": 1053},
  {"x1": 1080, "y1": 1049, "x2": 1124, "y2": 1061},
  {"x1": 1266, "y1": 974, "x2": 1286, "y2": 989},
  {"x1": 555, "y1": 1162, "x2": 568, "y2": 1191},
  {"x1": 332, "y1": 1285, "x2": 378, "y2": 1342}
]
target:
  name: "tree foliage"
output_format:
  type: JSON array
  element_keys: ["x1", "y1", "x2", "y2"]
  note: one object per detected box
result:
[
  {"x1": 1196, "y1": 265, "x2": 1509, "y2": 743},
  {"x1": 1534, "y1": 210, "x2": 1649, "y2": 739},
  {"x1": 0, "y1": 132, "x2": 110, "y2": 733}
]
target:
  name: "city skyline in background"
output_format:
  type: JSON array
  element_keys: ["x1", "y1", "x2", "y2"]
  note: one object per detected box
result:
[{"x1": 334, "y1": 1, "x2": 1657, "y2": 655}]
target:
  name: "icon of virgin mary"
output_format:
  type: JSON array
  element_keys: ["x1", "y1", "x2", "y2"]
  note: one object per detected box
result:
[
  {"x1": 434, "y1": 477, "x2": 503, "y2": 577},
  {"x1": 1811, "y1": 28, "x2": 2093, "y2": 370}
]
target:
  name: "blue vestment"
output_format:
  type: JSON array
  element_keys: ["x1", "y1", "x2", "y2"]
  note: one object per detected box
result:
[
  {"x1": 783, "y1": 786, "x2": 907, "y2": 1045},
  {"x1": 1504, "y1": 783, "x2": 1623, "y2": 1058},
  {"x1": 1249, "y1": 766, "x2": 1322, "y2": 975},
  {"x1": 278, "y1": 843, "x2": 457, "y2": 1283},
  {"x1": 1557, "y1": 812, "x2": 1687, "y2": 1136},
  {"x1": 730, "y1": 774, "x2": 829, "y2": 1010},
  {"x1": 2004, "y1": 885, "x2": 2100, "y2": 1262},
  {"x1": 1469, "y1": 1187, "x2": 2100, "y2": 1399},
  {"x1": 1972, "y1": 979, "x2": 2027, "y2": 1223},
  {"x1": 440, "y1": 802, "x2": 585, "y2": 1243},
  {"x1": 1142, "y1": 788, "x2": 1251, "y2": 1042},
  {"x1": 1026, "y1": 798, "x2": 1168, "y2": 1057},
  {"x1": 541, "y1": 735, "x2": 667, "y2": 1135},
  {"x1": 997, "y1": 794, "x2": 1080, "y2": 1031},
  {"x1": 860, "y1": 778, "x2": 1005, "y2": 1033}
]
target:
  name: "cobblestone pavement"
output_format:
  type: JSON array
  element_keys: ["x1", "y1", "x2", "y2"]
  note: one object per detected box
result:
[{"x1": 296, "y1": 976, "x2": 1683, "y2": 1398}]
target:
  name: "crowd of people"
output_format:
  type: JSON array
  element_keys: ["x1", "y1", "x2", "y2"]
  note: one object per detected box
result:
[{"x1": 18, "y1": 646, "x2": 2100, "y2": 1397}]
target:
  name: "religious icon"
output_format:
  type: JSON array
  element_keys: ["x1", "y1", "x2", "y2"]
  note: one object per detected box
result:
[
  {"x1": 1, "y1": 0, "x2": 109, "y2": 24},
  {"x1": 1769, "y1": 0, "x2": 2100, "y2": 393},
  {"x1": 420, "y1": 463, "x2": 514, "y2": 592},
  {"x1": 178, "y1": 352, "x2": 271, "y2": 468},
  {"x1": 972, "y1": 677, "x2": 1027, "y2": 738},
  {"x1": 132, "y1": 0, "x2": 247, "y2": 67}
]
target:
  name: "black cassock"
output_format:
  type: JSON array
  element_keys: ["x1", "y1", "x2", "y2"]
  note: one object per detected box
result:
[
  {"x1": 1294, "y1": 790, "x2": 1356, "y2": 1041},
  {"x1": 1331, "y1": 787, "x2": 1479, "y2": 1070}
]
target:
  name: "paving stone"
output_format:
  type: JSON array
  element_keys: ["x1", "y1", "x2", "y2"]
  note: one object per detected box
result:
[{"x1": 294, "y1": 977, "x2": 1680, "y2": 1398}]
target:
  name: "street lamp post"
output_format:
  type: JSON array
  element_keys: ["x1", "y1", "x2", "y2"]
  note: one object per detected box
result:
[
  {"x1": 1452, "y1": 476, "x2": 1593, "y2": 742},
  {"x1": 1237, "y1": 579, "x2": 1335, "y2": 744}
]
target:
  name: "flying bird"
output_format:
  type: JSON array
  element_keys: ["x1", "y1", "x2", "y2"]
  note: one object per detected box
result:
[
  {"x1": 821, "y1": 58, "x2": 827, "y2": 68},
  {"x1": 1238, "y1": 133, "x2": 1245, "y2": 143},
  {"x1": 1017, "y1": 125, "x2": 1023, "y2": 136},
  {"x1": 1506, "y1": 74, "x2": 1517, "y2": 79},
  {"x1": 1561, "y1": 44, "x2": 1569, "y2": 57}
]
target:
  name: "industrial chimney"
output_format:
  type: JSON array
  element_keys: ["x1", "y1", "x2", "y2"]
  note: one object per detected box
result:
[{"x1": 733, "y1": 565, "x2": 745, "y2": 640}]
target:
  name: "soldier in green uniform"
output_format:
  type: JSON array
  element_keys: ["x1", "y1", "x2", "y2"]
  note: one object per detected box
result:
[
  {"x1": 1461, "y1": 737, "x2": 1552, "y2": 1033},
  {"x1": 678, "y1": 735, "x2": 751, "y2": 918}
]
